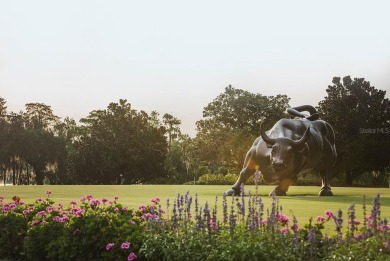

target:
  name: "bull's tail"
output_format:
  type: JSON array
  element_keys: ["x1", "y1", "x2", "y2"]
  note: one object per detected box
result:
[{"x1": 287, "y1": 105, "x2": 319, "y2": 121}]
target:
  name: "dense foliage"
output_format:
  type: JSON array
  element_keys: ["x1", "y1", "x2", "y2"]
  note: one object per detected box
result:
[
  {"x1": 192, "y1": 86, "x2": 290, "y2": 171},
  {"x1": 1, "y1": 189, "x2": 390, "y2": 260},
  {"x1": 67, "y1": 99, "x2": 167, "y2": 184},
  {"x1": 318, "y1": 76, "x2": 390, "y2": 185}
]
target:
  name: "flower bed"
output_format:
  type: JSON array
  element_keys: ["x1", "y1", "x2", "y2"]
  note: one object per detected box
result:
[{"x1": 0, "y1": 187, "x2": 389, "y2": 260}]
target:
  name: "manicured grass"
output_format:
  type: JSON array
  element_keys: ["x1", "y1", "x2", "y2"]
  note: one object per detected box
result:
[{"x1": 1, "y1": 185, "x2": 389, "y2": 233}]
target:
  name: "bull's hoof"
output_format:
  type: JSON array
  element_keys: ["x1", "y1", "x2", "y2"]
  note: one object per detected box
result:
[
  {"x1": 319, "y1": 188, "x2": 333, "y2": 196},
  {"x1": 269, "y1": 188, "x2": 286, "y2": 196},
  {"x1": 225, "y1": 188, "x2": 240, "y2": 196}
]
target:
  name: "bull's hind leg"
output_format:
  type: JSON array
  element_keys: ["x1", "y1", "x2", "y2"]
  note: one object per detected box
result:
[{"x1": 318, "y1": 169, "x2": 333, "y2": 196}]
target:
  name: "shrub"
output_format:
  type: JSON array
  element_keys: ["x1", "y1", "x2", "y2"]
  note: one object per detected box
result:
[
  {"x1": 0, "y1": 193, "x2": 162, "y2": 261},
  {"x1": 197, "y1": 173, "x2": 239, "y2": 185},
  {"x1": 0, "y1": 211, "x2": 28, "y2": 259}
]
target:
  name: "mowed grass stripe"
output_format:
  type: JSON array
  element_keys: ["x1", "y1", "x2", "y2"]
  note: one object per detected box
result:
[{"x1": 1, "y1": 185, "x2": 389, "y2": 232}]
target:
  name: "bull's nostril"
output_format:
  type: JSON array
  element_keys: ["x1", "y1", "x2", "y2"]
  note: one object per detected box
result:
[{"x1": 272, "y1": 162, "x2": 286, "y2": 170}]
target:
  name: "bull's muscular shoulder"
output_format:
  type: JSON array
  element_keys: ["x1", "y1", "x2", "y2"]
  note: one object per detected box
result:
[
  {"x1": 271, "y1": 119, "x2": 310, "y2": 137},
  {"x1": 277, "y1": 118, "x2": 328, "y2": 132},
  {"x1": 272, "y1": 118, "x2": 332, "y2": 140}
]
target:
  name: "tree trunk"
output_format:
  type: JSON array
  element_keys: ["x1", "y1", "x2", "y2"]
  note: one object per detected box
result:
[
  {"x1": 2, "y1": 168, "x2": 5, "y2": 185},
  {"x1": 345, "y1": 169, "x2": 354, "y2": 186},
  {"x1": 12, "y1": 160, "x2": 16, "y2": 185},
  {"x1": 35, "y1": 170, "x2": 44, "y2": 185},
  {"x1": 26, "y1": 164, "x2": 30, "y2": 185}
]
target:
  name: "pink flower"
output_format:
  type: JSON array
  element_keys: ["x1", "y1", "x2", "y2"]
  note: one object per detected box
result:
[
  {"x1": 325, "y1": 210, "x2": 334, "y2": 218},
  {"x1": 46, "y1": 206, "x2": 55, "y2": 212},
  {"x1": 23, "y1": 210, "x2": 30, "y2": 215},
  {"x1": 36, "y1": 198, "x2": 43, "y2": 203},
  {"x1": 121, "y1": 242, "x2": 130, "y2": 249},
  {"x1": 37, "y1": 210, "x2": 46, "y2": 217},
  {"x1": 151, "y1": 197, "x2": 160, "y2": 203},
  {"x1": 101, "y1": 197, "x2": 108, "y2": 204},
  {"x1": 106, "y1": 243, "x2": 115, "y2": 251},
  {"x1": 128, "y1": 252, "x2": 137, "y2": 261},
  {"x1": 138, "y1": 205, "x2": 146, "y2": 212},
  {"x1": 0, "y1": 196, "x2": 4, "y2": 201},
  {"x1": 316, "y1": 216, "x2": 326, "y2": 222},
  {"x1": 9, "y1": 203, "x2": 17, "y2": 210},
  {"x1": 114, "y1": 196, "x2": 119, "y2": 201},
  {"x1": 2, "y1": 204, "x2": 11, "y2": 212},
  {"x1": 31, "y1": 220, "x2": 40, "y2": 226},
  {"x1": 70, "y1": 201, "x2": 78, "y2": 205},
  {"x1": 86, "y1": 194, "x2": 93, "y2": 200},
  {"x1": 278, "y1": 214, "x2": 289, "y2": 224},
  {"x1": 45, "y1": 190, "x2": 52, "y2": 195},
  {"x1": 129, "y1": 220, "x2": 136, "y2": 225},
  {"x1": 280, "y1": 228, "x2": 289, "y2": 234},
  {"x1": 90, "y1": 199, "x2": 100, "y2": 206}
]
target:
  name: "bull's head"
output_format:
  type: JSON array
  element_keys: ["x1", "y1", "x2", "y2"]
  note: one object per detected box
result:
[{"x1": 261, "y1": 127, "x2": 310, "y2": 174}]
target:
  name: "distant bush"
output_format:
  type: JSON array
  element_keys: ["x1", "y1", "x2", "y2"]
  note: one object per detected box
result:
[{"x1": 197, "y1": 173, "x2": 239, "y2": 185}]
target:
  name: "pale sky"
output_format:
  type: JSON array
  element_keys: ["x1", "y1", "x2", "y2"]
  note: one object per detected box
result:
[{"x1": 1, "y1": 1, "x2": 389, "y2": 136}]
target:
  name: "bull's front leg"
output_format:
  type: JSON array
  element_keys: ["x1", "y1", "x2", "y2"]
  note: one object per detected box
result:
[
  {"x1": 225, "y1": 167, "x2": 256, "y2": 196},
  {"x1": 318, "y1": 169, "x2": 333, "y2": 196},
  {"x1": 270, "y1": 178, "x2": 291, "y2": 196}
]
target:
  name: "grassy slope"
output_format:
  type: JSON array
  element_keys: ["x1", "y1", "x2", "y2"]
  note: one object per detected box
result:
[{"x1": 1, "y1": 185, "x2": 389, "y2": 233}]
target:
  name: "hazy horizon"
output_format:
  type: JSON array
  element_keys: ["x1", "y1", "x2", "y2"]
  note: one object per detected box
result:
[{"x1": 2, "y1": 1, "x2": 389, "y2": 137}]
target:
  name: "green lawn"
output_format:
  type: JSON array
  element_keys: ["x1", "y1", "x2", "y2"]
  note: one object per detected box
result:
[{"x1": 1, "y1": 185, "x2": 389, "y2": 233}]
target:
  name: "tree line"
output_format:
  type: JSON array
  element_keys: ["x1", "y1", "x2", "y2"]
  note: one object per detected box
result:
[{"x1": 1, "y1": 76, "x2": 389, "y2": 186}]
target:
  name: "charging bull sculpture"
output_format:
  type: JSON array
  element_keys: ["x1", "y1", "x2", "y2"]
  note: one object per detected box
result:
[{"x1": 225, "y1": 105, "x2": 337, "y2": 196}]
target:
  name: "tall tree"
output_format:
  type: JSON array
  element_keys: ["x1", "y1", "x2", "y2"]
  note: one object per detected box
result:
[
  {"x1": 19, "y1": 129, "x2": 66, "y2": 185},
  {"x1": 71, "y1": 99, "x2": 168, "y2": 184},
  {"x1": 0, "y1": 97, "x2": 8, "y2": 184},
  {"x1": 24, "y1": 103, "x2": 59, "y2": 130},
  {"x1": 318, "y1": 76, "x2": 390, "y2": 185},
  {"x1": 193, "y1": 85, "x2": 290, "y2": 171},
  {"x1": 162, "y1": 113, "x2": 181, "y2": 147}
]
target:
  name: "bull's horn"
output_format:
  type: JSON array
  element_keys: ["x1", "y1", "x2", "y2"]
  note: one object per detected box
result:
[
  {"x1": 292, "y1": 127, "x2": 311, "y2": 147},
  {"x1": 260, "y1": 129, "x2": 276, "y2": 146}
]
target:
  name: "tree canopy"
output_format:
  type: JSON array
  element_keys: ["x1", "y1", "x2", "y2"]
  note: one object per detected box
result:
[
  {"x1": 318, "y1": 76, "x2": 390, "y2": 185},
  {"x1": 67, "y1": 99, "x2": 168, "y2": 184},
  {"x1": 193, "y1": 85, "x2": 290, "y2": 171}
]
